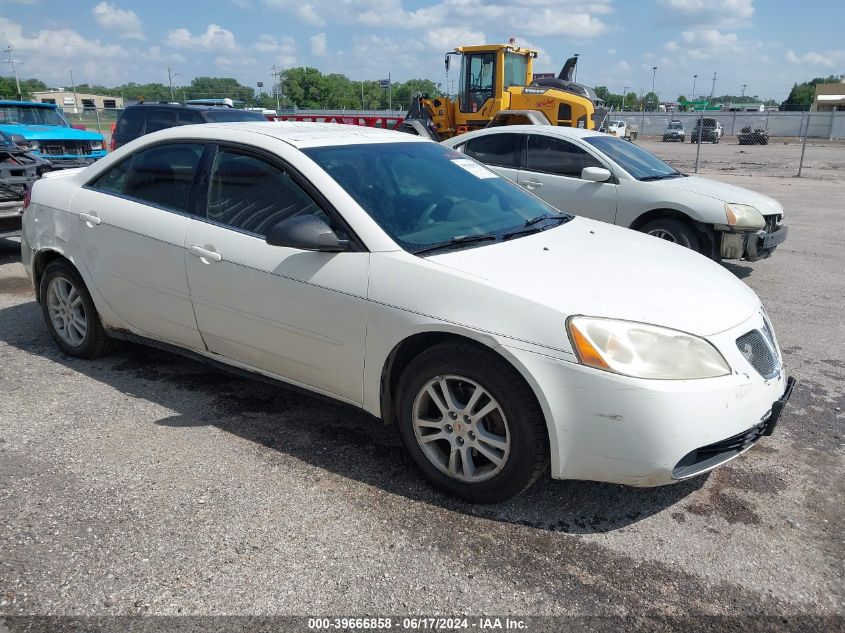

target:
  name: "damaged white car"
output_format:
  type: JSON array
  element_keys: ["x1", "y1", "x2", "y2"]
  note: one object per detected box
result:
[{"x1": 21, "y1": 123, "x2": 794, "y2": 503}]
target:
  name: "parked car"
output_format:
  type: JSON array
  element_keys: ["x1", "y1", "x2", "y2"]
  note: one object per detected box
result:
[
  {"x1": 22, "y1": 123, "x2": 793, "y2": 503},
  {"x1": 0, "y1": 100, "x2": 107, "y2": 168},
  {"x1": 111, "y1": 102, "x2": 268, "y2": 150},
  {"x1": 662, "y1": 120, "x2": 685, "y2": 142},
  {"x1": 442, "y1": 125, "x2": 788, "y2": 261},
  {"x1": 738, "y1": 126, "x2": 770, "y2": 145},
  {"x1": 0, "y1": 131, "x2": 50, "y2": 239},
  {"x1": 691, "y1": 118, "x2": 722, "y2": 143}
]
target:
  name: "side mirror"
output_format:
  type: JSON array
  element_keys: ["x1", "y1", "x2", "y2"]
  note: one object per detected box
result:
[
  {"x1": 265, "y1": 215, "x2": 350, "y2": 252},
  {"x1": 582, "y1": 167, "x2": 612, "y2": 182}
]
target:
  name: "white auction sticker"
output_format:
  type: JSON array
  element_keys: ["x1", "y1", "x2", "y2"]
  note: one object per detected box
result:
[{"x1": 451, "y1": 158, "x2": 499, "y2": 179}]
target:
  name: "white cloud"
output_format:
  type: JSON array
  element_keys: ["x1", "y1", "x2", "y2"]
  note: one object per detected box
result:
[
  {"x1": 254, "y1": 34, "x2": 297, "y2": 66},
  {"x1": 786, "y1": 49, "x2": 845, "y2": 68},
  {"x1": 91, "y1": 2, "x2": 144, "y2": 40},
  {"x1": 297, "y1": 4, "x2": 326, "y2": 26},
  {"x1": 310, "y1": 32, "x2": 328, "y2": 56},
  {"x1": 424, "y1": 26, "x2": 486, "y2": 50},
  {"x1": 657, "y1": 0, "x2": 754, "y2": 27},
  {"x1": 167, "y1": 24, "x2": 237, "y2": 52}
]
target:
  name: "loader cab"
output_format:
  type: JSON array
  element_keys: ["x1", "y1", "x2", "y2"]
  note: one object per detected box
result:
[{"x1": 452, "y1": 45, "x2": 535, "y2": 119}]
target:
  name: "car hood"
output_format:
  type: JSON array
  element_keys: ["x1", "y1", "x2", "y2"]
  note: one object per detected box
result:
[
  {"x1": 428, "y1": 217, "x2": 760, "y2": 338},
  {"x1": 0, "y1": 123, "x2": 104, "y2": 142},
  {"x1": 658, "y1": 176, "x2": 783, "y2": 216}
]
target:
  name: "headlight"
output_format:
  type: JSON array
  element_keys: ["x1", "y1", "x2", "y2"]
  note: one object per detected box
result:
[
  {"x1": 16, "y1": 139, "x2": 38, "y2": 151},
  {"x1": 90, "y1": 141, "x2": 104, "y2": 151},
  {"x1": 724, "y1": 203, "x2": 765, "y2": 230},
  {"x1": 567, "y1": 317, "x2": 731, "y2": 380}
]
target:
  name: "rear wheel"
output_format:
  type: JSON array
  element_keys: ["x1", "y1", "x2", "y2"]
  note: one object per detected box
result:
[
  {"x1": 39, "y1": 260, "x2": 118, "y2": 358},
  {"x1": 395, "y1": 342, "x2": 548, "y2": 503},
  {"x1": 640, "y1": 218, "x2": 700, "y2": 252}
]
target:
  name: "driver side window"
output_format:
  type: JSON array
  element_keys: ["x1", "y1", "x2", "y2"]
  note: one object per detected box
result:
[{"x1": 525, "y1": 135, "x2": 603, "y2": 178}]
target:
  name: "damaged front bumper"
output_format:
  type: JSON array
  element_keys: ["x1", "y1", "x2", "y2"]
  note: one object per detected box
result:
[{"x1": 719, "y1": 221, "x2": 788, "y2": 261}]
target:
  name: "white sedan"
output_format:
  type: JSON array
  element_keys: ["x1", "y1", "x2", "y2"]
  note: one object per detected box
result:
[
  {"x1": 21, "y1": 122, "x2": 794, "y2": 503},
  {"x1": 442, "y1": 125, "x2": 788, "y2": 261}
]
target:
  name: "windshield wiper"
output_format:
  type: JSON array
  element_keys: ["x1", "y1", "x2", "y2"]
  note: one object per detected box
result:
[
  {"x1": 502, "y1": 213, "x2": 573, "y2": 240},
  {"x1": 412, "y1": 233, "x2": 498, "y2": 256},
  {"x1": 639, "y1": 173, "x2": 684, "y2": 181}
]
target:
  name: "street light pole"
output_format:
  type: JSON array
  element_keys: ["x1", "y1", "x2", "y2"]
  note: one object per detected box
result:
[
  {"x1": 741, "y1": 83, "x2": 747, "y2": 101},
  {"x1": 692, "y1": 74, "x2": 698, "y2": 101},
  {"x1": 651, "y1": 66, "x2": 657, "y2": 111},
  {"x1": 622, "y1": 86, "x2": 628, "y2": 111},
  {"x1": 69, "y1": 70, "x2": 79, "y2": 114}
]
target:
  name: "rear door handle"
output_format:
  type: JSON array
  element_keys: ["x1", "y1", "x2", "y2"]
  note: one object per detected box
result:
[
  {"x1": 188, "y1": 245, "x2": 223, "y2": 263},
  {"x1": 79, "y1": 212, "x2": 101, "y2": 226},
  {"x1": 522, "y1": 179, "x2": 543, "y2": 189}
]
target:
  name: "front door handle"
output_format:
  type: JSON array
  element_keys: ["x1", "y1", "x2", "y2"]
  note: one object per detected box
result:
[
  {"x1": 188, "y1": 245, "x2": 223, "y2": 263},
  {"x1": 79, "y1": 212, "x2": 101, "y2": 226},
  {"x1": 522, "y1": 179, "x2": 543, "y2": 189}
]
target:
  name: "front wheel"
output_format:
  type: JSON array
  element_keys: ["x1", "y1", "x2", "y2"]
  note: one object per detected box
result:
[
  {"x1": 639, "y1": 218, "x2": 701, "y2": 252},
  {"x1": 395, "y1": 342, "x2": 549, "y2": 503}
]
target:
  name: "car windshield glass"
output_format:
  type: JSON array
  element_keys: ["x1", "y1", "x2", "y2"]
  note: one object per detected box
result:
[
  {"x1": 203, "y1": 110, "x2": 268, "y2": 122},
  {"x1": 0, "y1": 105, "x2": 68, "y2": 127},
  {"x1": 584, "y1": 135, "x2": 680, "y2": 180},
  {"x1": 668, "y1": 123, "x2": 682, "y2": 129},
  {"x1": 303, "y1": 142, "x2": 567, "y2": 253}
]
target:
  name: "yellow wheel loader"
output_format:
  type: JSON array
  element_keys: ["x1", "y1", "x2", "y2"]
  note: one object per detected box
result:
[{"x1": 400, "y1": 43, "x2": 608, "y2": 141}]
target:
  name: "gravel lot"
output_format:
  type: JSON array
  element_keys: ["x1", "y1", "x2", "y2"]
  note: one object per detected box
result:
[{"x1": 0, "y1": 172, "x2": 843, "y2": 629}]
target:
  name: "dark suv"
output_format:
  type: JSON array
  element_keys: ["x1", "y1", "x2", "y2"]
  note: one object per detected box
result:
[
  {"x1": 690, "y1": 118, "x2": 722, "y2": 144},
  {"x1": 111, "y1": 103, "x2": 268, "y2": 150}
]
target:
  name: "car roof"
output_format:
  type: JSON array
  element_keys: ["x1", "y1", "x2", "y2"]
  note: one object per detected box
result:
[
  {"x1": 126, "y1": 102, "x2": 243, "y2": 111},
  {"x1": 154, "y1": 121, "x2": 430, "y2": 149},
  {"x1": 448, "y1": 124, "x2": 606, "y2": 144},
  {"x1": 0, "y1": 100, "x2": 57, "y2": 109}
]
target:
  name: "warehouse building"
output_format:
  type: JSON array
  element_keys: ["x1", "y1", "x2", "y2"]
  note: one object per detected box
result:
[
  {"x1": 811, "y1": 79, "x2": 845, "y2": 112},
  {"x1": 31, "y1": 91, "x2": 124, "y2": 111}
]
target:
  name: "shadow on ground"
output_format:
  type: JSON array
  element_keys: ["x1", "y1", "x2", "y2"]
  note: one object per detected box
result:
[
  {"x1": 722, "y1": 261, "x2": 753, "y2": 279},
  {"x1": 0, "y1": 295, "x2": 707, "y2": 534}
]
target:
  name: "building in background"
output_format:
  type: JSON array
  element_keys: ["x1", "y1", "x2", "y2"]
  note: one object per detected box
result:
[
  {"x1": 812, "y1": 78, "x2": 845, "y2": 112},
  {"x1": 32, "y1": 91, "x2": 124, "y2": 112}
]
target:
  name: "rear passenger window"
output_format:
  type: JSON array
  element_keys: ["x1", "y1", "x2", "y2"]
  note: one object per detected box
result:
[
  {"x1": 463, "y1": 134, "x2": 522, "y2": 168},
  {"x1": 89, "y1": 158, "x2": 132, "y2": 194},
  {"x1": 145, "y1": 109, "x2": 177, "y2": 133},
  {"x1": 206, "y1": 150, "x2": 327, "y2": 237},
  {"x1": 526, "y1": 135, "x2": 602, "y2": 178},
  {"x1": 177, "y1": 110, "x2": 203, "y2": 125},
  {"x1": 114, "y1": 108, "x2": 145, "y2": 137},
  {"x1": 123, "y1": 143, "x2": 204, "y2": 212}
]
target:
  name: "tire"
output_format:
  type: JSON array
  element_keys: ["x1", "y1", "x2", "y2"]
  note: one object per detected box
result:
[
  {"x1": 639, "y1": 218, "x2": 700, "y2": 252},
  {"x1": 39, "y1": 259, "x2": 118, "y2": 359},
  {"x1": 395, "y1": 341, "x2": 549, "y2": 503}
]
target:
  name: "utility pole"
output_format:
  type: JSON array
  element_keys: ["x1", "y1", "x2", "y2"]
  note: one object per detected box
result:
[
  {"x1": 4, "y1": 46, "x2": 22, "y2": 100},
  {"x1": 270, "y1": 64, "x2": 282, "y2": 112},
  {"x1": 69, "y1": 70, "x2": 79, "y2": 114},
  {"x1": 692, "y1": 74, "x2": 698, "y2": 101},
  {"x1": 710, "y1": 72, "x2": 717, "y2": 99},
  {"x1": 388, "y1": 72, "x2": 391, "y2": 111},
  {"x1": 622, "y1": 86, "x2": 628, "y2": 111},
  {"x1": 167, "y1": 67, "x2": 180, "y2": 102},
  {"x1": 651, "y1": 66, "x2": 657, "y2": 111}
]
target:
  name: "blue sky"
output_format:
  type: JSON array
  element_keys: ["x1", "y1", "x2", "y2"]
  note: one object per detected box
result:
[{"x1": 2, "y1": 0, "x2": 843, "y2": 102}]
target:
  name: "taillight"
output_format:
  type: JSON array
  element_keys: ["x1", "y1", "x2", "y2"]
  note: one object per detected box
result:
[
  {"x1": 110, "y1": 136, "x2": 116, "y2": 152},
  {"x1": 23, "y1": 185, "x2": 32, "y2": 210}
]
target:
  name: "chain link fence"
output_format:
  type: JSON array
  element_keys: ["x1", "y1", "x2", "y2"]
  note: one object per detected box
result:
[{"x1": 607, "y1": 111, "x2": 844, "y2": 179}]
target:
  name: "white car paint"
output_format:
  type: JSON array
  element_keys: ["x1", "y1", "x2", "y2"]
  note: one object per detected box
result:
[
  {"x1": 442, "y1": 125, "x2": 788, "y2": 260},
  {"x1": 22, "y1": 122, "x2": 789, "y2": 492},
  {"x1": 606, "y1": 120, "x2": 627, "y2": 138}
]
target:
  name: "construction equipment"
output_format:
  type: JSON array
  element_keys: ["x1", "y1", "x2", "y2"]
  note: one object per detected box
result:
[{"x1": 400, "y1": 43, "x2": 607, "y2": 141}]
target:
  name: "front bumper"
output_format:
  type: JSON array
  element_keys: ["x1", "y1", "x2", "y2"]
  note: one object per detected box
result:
[
  {"x1": 720, "y1": 224, "x2": 789, "y2": 261},
  {"x1": 501, "y1": 313, "x2": 791, "y2": 486}
]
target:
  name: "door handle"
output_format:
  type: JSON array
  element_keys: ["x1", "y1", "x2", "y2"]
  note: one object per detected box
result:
[
  {"x1": 188, "y1": 245, "x2": 223, "y2": 263},
  {"x1": 522, "y1": 180, "x2": 543, "y2": 189},
  {"x1": 79, "y1": 212, "x2": 101, "y2": 226}
]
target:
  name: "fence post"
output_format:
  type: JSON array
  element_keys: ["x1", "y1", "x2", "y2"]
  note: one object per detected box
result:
[
  {"x1": 797, "y1": 112, "x2": 809, "y2": 178},
  {"x1": 94, "y1": 108, "x2": 102, "y2": 135},
  {"x1": 694, "y1": 106, "x2": 706, "y2": 174},
  {"x1": 731, "y1": 109, "x2": 737, "y2": 135}
]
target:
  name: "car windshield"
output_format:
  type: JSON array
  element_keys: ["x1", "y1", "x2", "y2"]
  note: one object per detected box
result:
[
  {"x1": 203, "y1": 109, "x2": 268, "y2": 122},
  {"x1": 584, "y1": 135, "x2": 681, "y2": 181},
  {"x1": 668, "y1": 122, "x2": 682, "y2": 129},
  {"x1": 304, "y1": 142, "x2": 567, "y2": 253},
  {"x1": 0, "y1": 105, "x2": 69, "y2": 127}
]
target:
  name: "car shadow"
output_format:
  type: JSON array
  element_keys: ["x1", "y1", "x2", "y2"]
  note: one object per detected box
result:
[
  {"x1": 722, "y1": 261, "x2": 754, "y2": 279},
  {"x1": 0, "y1": 299, "x2": 706, "y2": 534}
]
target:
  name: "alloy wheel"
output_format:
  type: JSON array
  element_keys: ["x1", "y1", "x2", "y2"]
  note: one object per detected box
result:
[{"x1": 46, "y1": 276, "x2": 88, "y2": 347}]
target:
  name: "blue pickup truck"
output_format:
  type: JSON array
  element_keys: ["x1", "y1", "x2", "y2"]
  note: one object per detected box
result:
[{"x1": 0, "y1": 100, "x2": 107, "y2": 169}]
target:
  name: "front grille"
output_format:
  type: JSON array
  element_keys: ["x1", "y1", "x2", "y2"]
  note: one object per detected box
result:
[
  {"x1": 673, "y1": 421, "x2": 767, "y2": 479},
  {"x1": 41, "y1": 141, "x2": 91, "y2": 157},
  {"x1": 736, "y1": 330, "x2": 778, "y2": 378}
]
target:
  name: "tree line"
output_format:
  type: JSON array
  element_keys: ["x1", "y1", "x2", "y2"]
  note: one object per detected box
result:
[{"x1": 1, "y1": 71, "x2": 836, "y2": 112}]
